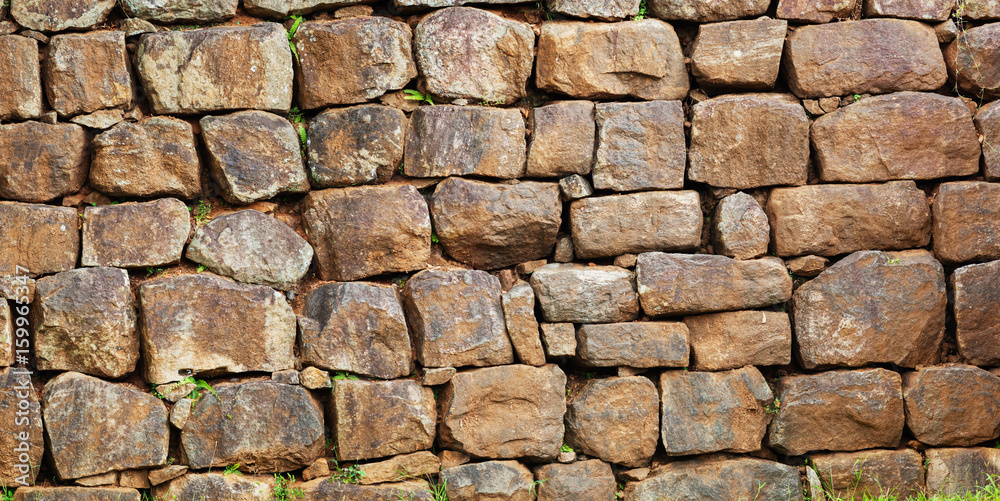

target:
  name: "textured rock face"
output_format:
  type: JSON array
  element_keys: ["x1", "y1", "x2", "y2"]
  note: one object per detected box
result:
[
  {"x1": 576, "y1": 322, "x2": 689, "y2": 368},
  {"x1": 768, "y1": 369, "x2": 904, "y2": 456},
  {"x1": 415, "y1": 7, "x2": 533, "y2": 103},
  {"x1": 530, "y1": 264, "x2": 639, "y2": 323},
  {"x1": 691, "y1": 18, "x2": 787, "y2": 91},
  {"x1": 13, "y1": 487, "x2": 141, "y2": 501},
  {"x1": 300, "y1": 281, "x2": 411, "y2": 379},
  {"x1": 403, "y1": 270, "x2": 513, "y2": 368},
  {"x1": 120, "y1": 0, "x2": 237, "y2": 22},
  {"x1": 90, "y1": 118, "x2": 201, "y2": 199},
  {"x1": 593, "y1": 100, "x2": 685, "y2": 191},
  {"x1": 246, "y1": 0, "x2": 368, "y2": 17},
  {"x1": 933, "y1": 182, "x2": 1000, "y2": 265},
  {"x1": 536, "y1": 20, "x2": 689, "y2": 100},
  {"x1": 688, "y1": 94, "x2": 810, "y2": 189},
  {"x1": 684, "y1": 311, "x2": 792, "y2": 371},
  {"x1": 570, "y1": 191, "x2": 702, "y2": 259},
  {"x1": 776, "y1": 0, "x2": 857, "y2": 23},
  {"x1": 332, "y1": 379, "x2": 435, "y2": 461},
  {"x1": 903, "y1": 365, "x2": 1000, "y2": 446},
  {"x1": 566, "y1": 377, "x2": 659, "y2": 467},
  {"x1": 540, "y1": 323, "x2": 576, "y2": 358},
  {"x1": 0, "y1": 203, "x2": 79, "y2": 277},
  {"x1": 294, "y1": 18, "x2": 415, "y2": 108},
  {"x1": 535, "y1": 460, "x2": 617, "y2": 501},
  {"x1": 299, "y1": 478, "x2": 434, "y2": 500},
  {"x1": 945, "y1": 24, "x2": 1000, "y2": 100},
  {"x1": 636, "y1": 253, "x2": 792, "y2": 317},
  {"x1": 712, "y1": 192, "x2": 770, "y2": 260},
  {"x1": 153, "y1": 474, "x2": 272, "y2": 501},
  {"x1": 302, "y1": 185, "x2": 431, "y2": 281},
  {"x1": 45, "y1": 31, "x2": 130, "y2": 117},
  {"x1": 925, "y1": 448, "x2": 1000, "y2": 496},
  {"x1": 43, "y1": 372, "x2": 168, "y2": 479},
  {"x1": 865, "y1": 0, "x2": 953, "y2": 19},
  {"x1": 0, "y1": 122, "x2": 88, "y2": 203},
  {"x1": 404, "y1": 106, "x2": 526, "y2": 179},
  {"x1": 135, "y1": 24, "x2": 293, "y2": 114},
  {"x1": 784, "y1": 19, "x2": 947, "y2": 98},
  {"x1": 977, "y1": 100, "x2": 1000, "y2": 180},
  {"x1": 307, "y1": 105, "x2": 405, "y2": 188},
  {"x1": 441, "y1": 461, "x2": 534, "y2": 501},
  {"x1": 809, "y1": 449, "x2": 924, "y2": 500},
  {"x1": 547, "y1": 0, "x2": 638, "y2": 19},
  {"x1": 431, "y1": 178, "x2": 561, "y2": 269},
  {"x1": 502, "y1": 281, "x2": 545, "y2": 367},
  {"x1": 812, "y1": 92, "x2": 980, "y2": 182},
  {"x1": 0, "y1": 367, "x2": 44, "y2": 487},
  {"x1": 766, "y1": 181, "x2": 932, "y2": 257},
  {"x1": 82, "y1": 198, "x2": 191, "y2": 268},
  {"x1": 186, "y1": 210, "x2": 312, "y2": 290},
  {"x1": 953, "y1": 260, "x2": 1000, "y2": 365},
  {"x1": 439, "y1": 364, "x2": 566, "y2": 461},
  {"x1": 527, "y1": 101, "x2": 595, "y2": 178},
  {"x1": 357, "y1": 451, "x2": 439, "y2": 484},
  {"x1": 626, "y1": 456, "x2": 804, "y2": 501},
  {"x1": 11, "y1": 0, "x2": 114, "y2": 31},
  {"x1": 0, "y1": 36, "x2": 41, "y2": 121},
  {"x1": 139, "y1": 274, "x2": 296, "y2": 384},
  {"x1": 0, "y1": 302, "x2": 8, "y2": 367},
  {"x1": 966, "y1": 0, "x2": 1000, "y2": 18},
  {"x1": 648, "y1": 0, "x2": 770, "y2": 20},
  {"x1": 182, "y1": 380, "x2": 324, "y2": 471}
]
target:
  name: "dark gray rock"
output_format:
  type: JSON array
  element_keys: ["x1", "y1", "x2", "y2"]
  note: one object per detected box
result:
[
  {"x1": 152, "y1": 474, "x2": 273, "y2": 501},
  {"x1": 441, "y1": 461, "x2": 534, "y2": 501},
  {"x1": 648, "y1": 0, "x2": 770, "y2": 21},
  {"x1": 546, "y1": 0, "x2": 639, "y2": 20},
  {"x1": 11, "y1": 0, "x2": 114, "y2": 31}
]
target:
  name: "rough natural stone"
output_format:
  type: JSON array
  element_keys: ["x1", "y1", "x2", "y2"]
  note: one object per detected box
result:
[
  {"x1": 536, "y1": 20, "x2": 688, "y2": 100},
  {"x1": 768, "y1": 369, "x2": 904, "y2": 456},
  {"x1": 119, "y1": 470, "x2": 151, "y2": 489},
  {"x1": 688, "y1": 94, "x2": 810, "y2": 189},
  {"x1": 82, "y1": 198, "x2": 190, "y2": 268},
  {"x1": 147, "y1": 466, "x2": 187, "y2": 486},
  {"x1": 626, "y1": 456, "x2": 804, "y2": 501},
  {"x1": 691, "y1": 18, "x2": 787, "y2": 91},
  {"x1": 647, "y1": 0, "x2": 769, "y2": 20},
  {"x1": 404, "y1": 106, "x2": 526, "y2": 179},
  {"x1": 784, "y1": 19, "x2": 947, "y2": 98},
  {"x1": 526, "y1": 101, "x2": 595, "y2": 178},
  {"x1": 945, "y1": 23, "x2": 1000, "y2": 100},
  {"x1": 332, "y1": 379, "x2": 435, "y2": 461},
  {"x1": 169, "y1": 398, "x2": 191, "y2": 430},
  {"x1": 977, "y1": 100, "x2": 1000, "y2": 180},
  {"x1": 933, "y1": 181, "x2": 1000, "y2": 265},
  {"x1": 414, "y1": 7, "x2": 533, "y2": 103},
  {"x1": 90, "y1": 118, "x2": 201, "y2": 199},
  {"x1": 925, "y1": 448, "x2": 1000, "y2": 496},
  {"x1": 540, "y1": 323, "x2": 576, "y2": 358},
  {"x1": 535, "y1": 460, "x2": 617, "y2": 501},
  {"x1": 439, "y1": 364, "x2": 566, "y2": 461},
  {"x1": 422, "y1": 367, "x2": 456, "y2": 386},
  {"x1": 43, "y1": 372, "x2": 168, "y2": 479},
  {"x1": 502, "y1": 281, "x2": 545, "y2": 367},
  {"x1": 439, "y1": 450, "x2": 471, "y2": 469},
  {"x1": 307, "y1": 105, "x2": 405, "y2": 188},
  {"x1": 570, "y1": 191, "x2": 702, "y2": 259},
  {"x1": 11, "y1": 0, "x2": 114, "y2": 31},
  {"x1": 135, "y1": 23, "x2": 293, "y2": 114},
  {"x1": 299, "y1": 478, "x2": 434, "y2": 500},
  {"x1": 120, "y1": 17, "x2": 157, "y2": 36},
  {"x1": 953, "y1": 260, "x2": 1000, "y2": 364},
  {"x1": 903, "y1": 365, "x2": 1000, "y2": 446},
  {"x1": 0, "y1": 203, "x2": 78, "y2": 277},
  {"x1": 786, "y1": 255, "x2": 828, "y2": 277},
  {"x1": 712, "y1": 192, "x2": 770, "y2": 260},
  {"x1": 358, "y1": 451, "x2": 440, "y2": 485},
  {"x1": 75, "y1": 472, "x2": 117, "y2": 486},
  {"x1": 271, "y1": 369, "x2": 299, "y2": 385},
  {"x1": 45, "y1": 31, "x2": 130, "y2": 117},
  {"x1": 246, "y1": 0, "x2": 368, "y2": 18},
  {"x1": 0, "y1": 36, "x2": 41, "y2": 121},
  {"x1": 577, "y1": 323, "x2": 689, "y2": 368},
  {"x1": 152, "y1": 474, "x2": 272, "y2": 501},
  {"x1": 592, "y1": 100, "x2": 685, "y2": 191},
  {"x1": 776, "y1": 0, "x2": 857, "y2": 23},
  {"x1": 139, "y1": 274, "x2": 296, "y2": 384},
  {"x1": 299, "y1": 367, "x2": 330, "y2": 390},
  {"x1": 565, "y1": 377, "x2": 658, "y2": 467},
  {"x1": 442, "y1": 461, "x2": 534, "y2": 501},
  {"x1": 0, "y1": 368, "x2": 43, "y2": 487},
  {"x1": 559, "y1": 175, "x2": 592, "y2": 200},
  {"x1": 13, "y1": 487, "x2": 140, "y2": 501},
  {"x1": 766, "y1": 181, "x2": 932, "y2": 257},
  {"x1": 965, "y1": 0, "x2": 1000, "y2": 18},
  {"x1": 395, "y1": 0, "x2": 526, "y2": 6},
  {"x1": 546, "y1": 0, "x2": 638, "y2": 19},
  {"x1": 301, "y1": 458, "x2": 329, "y2": 481},
  {"x1": 302, "y1": 185, "x2": 431, "y2": 281},
  {"x1": 683, "y1": 311, "x2": 792, "y2": 371},
  {"x1": 0, "y1": 121, "x2": 88, "y2": 203},
  {"x1": 807, "y1": 449, "x2": 924, "y2": 500},
  {"x1": 70, "y1": 109, "x2": 124, "y2": 129},
  {"x1": 865, "y1": 0, "x2": 953, "y2": 19},
  {"x1": 0, "y1": 302, "x2": 9, "y2": 367},
  {"x1": 553, "y1": 235, "x2": 573, "y2": 263},
  {"x1": 120, "y1": 0, "x2": 237, "y2": 22},
  {"x1": 531, "y1": 264, "x2": 638, "y2": 323}
]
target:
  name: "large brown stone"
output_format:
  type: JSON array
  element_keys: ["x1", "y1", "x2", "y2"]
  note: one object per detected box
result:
[
  {"x1": 566, "y1": 376, "x2": 659, "y2": 467},
  {"x1": 683, "y1": 311, "x2": 792, "y2": 371},
  {"x1": 688, "y1": 94, "x2": 809, "y2": 189},
  {"x1": 977, "y1": 100, "x2": 1000, "y2": 180},
  {"x1": 302, "y1": 185, "x2": 431, "y2": 281},
  {"x1": 246, "y1": 0, "x2": 369, "y2": 18},
  {"x1": 593, "y1": 100, "x2": 685, "y2": 191},
  {"x1": 13, "y1": 487, "x2": 140, "y2": 501},
  {"x1": 625, "y1": 456, "x2": 804, "y2": 501},
  {"x1": 135, "y1": 23, "x2": 293, "y2": 114},
  {"x1": 865, "y1": 0, "x2": 953, "y2": 19},
  {"x1": 546, "y1": 0, "x2": 639, "y2": 19},
  {"x1": 298, "y1": 478, "x2": 434, "y2": 500},
  {"x1": 809, "y1": 449, "x2": 924, "y2": 500},
  {"x1": 139, "y1": 274, "x2": 296, "y2": 384},
  {"x1": 966, "y1": 0, "x2": 1000, "y2": 18},
  {"x1": 0, "y1": 202, "x2": 78, "y2": 277},
  {"x1": 439, "y1": 364, "x2": 566, "y2": 461},
  {"x1": 953, "y1": 260, "x2": 1000, "y2": 365},
  {"x1": 691, "y1": 18, "x2": 787, "y2": 91},
  {"x1": 712, "y1": 191, "x2": 770, "y2": 260},
  {"x1": 82, "y1": 198, "x2": 190, "y2": 268},
  {"x1": 403, "y1": 106, "x2": 526, "y2": 179},
  {"x1": 903, "y1": 365, "x2": 1000, "y2": 446},
  {"x1": 812, "y1": 92, "x2": 981, "y2": 182},
  {"x1": 577, "y1": 322, "x2": 689, "y2": 368},
  {"x1": 526, "y1": 101, "x2": 596, "y2": 178},
  {"x1": 776, "y1": 0, "x2": 858, "y2": 23},
  {"x1": 636, "y1": 253, "x2": 792, "y2": 317},
  {"x1": 945, "y1": 23, "x2": 1000, "y2": 100},
  {"x1": 90, "y1": 118, "x2": 201, "y2": 199},
  {"x1": 45, "y1": 31, "x2": 130, "y2": 117},
  {"x1": 648, "y1": 0, "x2": 769, "y2": 20},
  {"x1": 530, "y1": 264, "x2": 639, "y2": 323},
  {"x1": 536, "y1": 20, "x2": 689, "y2": 100},
  {"x1": 152, "y1": 474, "x2": 273, "y2": 501},
  {"x1": 569, "y1": 191, "x2": 702, "y2": 259},
  {"x1": 307, "y1": 105, "x2": 405, "y2": 188},
  {"x1": 933, "y1": 181, "x2": 1000, "y2": 265},
  {"x1": 0, "y1": 121, "x2": 88, "y2": 203},
  {"x1": 11, "y1": 0, "x2": 114, "y2": 31},
  {"x1": 414, "y1": 7, "x2": 533, "y2": 103},
  {"x1": 332, "y1": 379, "x2": 435, "y2": 461},
  {"x1": 294, "y1": 18, "x2": 415, "y2": 108},
  {"x1": 768, "y1": 369, "x2": 904, "y2": 456},
  {"x1": 0, "y1": 367, "x2": 43, "y2": 488},
  {"x1": 793, "y1": 250, "x2": 946, "y2": 369},
  {"x1": 784, "y1": 19, "x2": 947, "y2": 98},
  {"x1": 0, "y1": 36, "x2": 41, "y2": 121},
  {"x1": 766, "y1": 181, "x2": 932, "y2": 257},
  {"x1": 441, "y1": 461, "x2": 532, "y2": 501},
  {"x1": 120, "y1": 0, "x2": 237, "y2": 22},
  {"x1": 925, "y1": 448, "x2": 1000, "y2": 496},
  {"x1": 357, "y1": 451, "x2": 440, "y2": 485},
  {"x1": 502, "y1": 281, "x2": 546, "y2": 367},
  {"x1": 535, "y1": 460, "x2": 617, "y2": 501}
]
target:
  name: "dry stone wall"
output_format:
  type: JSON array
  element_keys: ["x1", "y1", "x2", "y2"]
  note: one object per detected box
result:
[{"x1": 0, "y1": 0, "x2": 999, "y2": 499}]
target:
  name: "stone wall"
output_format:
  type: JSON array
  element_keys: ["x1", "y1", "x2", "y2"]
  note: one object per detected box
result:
[{"x1": 0, "y1": 0, "x2": 999, "y2": 499}]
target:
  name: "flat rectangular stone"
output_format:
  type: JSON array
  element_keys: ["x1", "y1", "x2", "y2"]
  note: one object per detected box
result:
[
  {"x1": 648, "y1": 0, "x2": 770, "y2": 21},
  {"x1": 865, "y1": 0, "x2": 953, "y2": 20},
  {"x1": 0, "y1": 202, "x2": 79, "y2": 277},
  {"x1": 690, "y1": 18, "x2": 787, "y2": 91},
  {"x1": 683, "y1": 311, "x2": 791, "y2": 371},
  {"x1": 809, "y1": 449, "x2": 924, "y2": 500},
  {"x1": 776, "y1": 0, "x2": 856, "y2": 23},
  {"x1": 82, "y1": 198, "x2": 190, "y2": 268},
  {"x1": 332, "y1": 379, "x2": 436, "y2": 461},
  {"x1": 952, "y1": 260, "x2": 1000, "y2": 365},
  {"x1": 530, "y1": 264, "x2": 639, "y2": 323},
  {"x1": 933, "y1": 181, "x2": 1000, "y2": 264},
  {"x1": 577, "y1": 322, "x2": 689, "y2": 368},
  {"x1": 45, "y1": 31, "x2": 131, "y2": 117},
  {"x1": 0, "y1": 35, "x2": 41, "y2": 120},
  {"x1": 570, "y1": 191, "x2": 702, "y2": 259},
  {"x1": 526, "y1": 100, "x2": 596, "y2": 178},
  {"x1": 540, "y1": 323, "x2": 577, "y2": 358},
  {"x1": 404, "y1": 105, "x2": 525, "y2": 179},
  {"x1": 593, "y1": 100, "x2": 685, "y2": 191}
]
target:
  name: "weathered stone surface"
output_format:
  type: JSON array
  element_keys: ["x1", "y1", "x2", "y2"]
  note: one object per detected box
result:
[
  {"x1": 186, "y1": 210, "x2": 312, "y2": 290},
  {"x1": 903, "y1": 365, "x2": 1000, "y2": 446},
  {"x1": 570, "y1": 191, "x2": 702, "y2": 260},
  {"x1": 689, "y1": 94, "x2": 809, "y2": 189},
  {"x1": 712, "y1": 192, "x2": 770, "y2": 260},
  {"x1": 953, "y1": 260, "x2": 1000, "y2": 365},
  {"x1": 776, "y1": 0, "x2": 857, "y2": 22},
  {"x1": 333, "y1": 379, "x2": 435, "y2": 461},
  {"x1": 70, "y1": 109, "x2": 124, "y2": 129},
  {"x1": 395, "y1": 0, "x2": 524, "y2": 6},
  {"x1": 813, "y1": 92, "x2": 980, "y2": 182},
  {"x1": 787, "y1": 255, "x2": 828, "y2": 277},
  {"x1": 431, "y1": 178, "x2": 561, "y2": 269},
  {"x1": 307, "y1": 105, "x2": 405, "y2": 188},
  {"x1": 531, "y1": 264, "x2": 639, "y2": 323},
  {"x1": 152, "y1": 474, "x2": 272, "y2": 501},
  {"x1": 11, "y1": 0, "x2": 114, "y2": 31},
  {"x1": 120, "y1": 0, "x2": 237, "y2": 22},
  {"x1": 577, "y1": 323, "x2": 688, "y2": 368},
  {"x1": 246, "y1": 0, "x2": 368, "y2": 18},
  {"x1": 301, "y1": 458, "x2": 328, "y2": 481},
  {"x1": 90, "y1": 118, "x2": 201, "y2": 199},
  {"x1": 650, "y1": 0, "x2": 772, "y2": 21},
  {"x1": 808, "y1": 449, "x2": 924, "y2": 500},
  {"x1": 154, "y1": 382, "x2": 195, "y2": 403},
  {"x1": 414, "y1": 7, "x2": 533, "y2": 103},
  {"x1": 536, "y1": 20, "x2": 689, "y2": 100},
  {"x1": 442, "y1": 461, "x2": 534, "y2": 501},
  {"x1": 75, "y1": 472, "x2": 117, "y2": 486},
  {"x1": 535, "y1": 460, "x2": 616, "y2": 501},
  {"x1": 0, "y1": 203, "x2": 78, "y2": 277},
  {"x1": 977, "y1": 100, "x2": 1000, "y2": 180},
  {"x1": 422, "y1": 367, "x2": 455, "y2": 386},
  {"x1": 82, "y1": 198, "x2": 190, "y2": 268},
  {"x1": 559, "y1": 175, "x2": 593, "y2": 200},
  {"x1": 0, "y1": 301, "x2": 9, "y2": 367},
  {"x1": 169, "y1": 398, "x2": 191, "y2": 430},
  {"x1": 502, "y1": 281, "x2": 545, "y2": 367},
  {"x1": 768, "y1": 369, "x2": 904, "y2": 456},
  {"x1": 45, "y1": 31, "x2": 130, "y2": 117},
  {"x1": 945, "y1": 23, "x2": 1000, "y2": 100},
  {"x1": 403, "y1": 270, "x2": 513, "y2": 368},
  {"x1": 636, "y1": 254, "x2": 791, "y2": 317},
  {"x1": 925, "y1": 448, "x2": 1000, "y2": 496},
  {"x1": 0, "y1": 36, "x2": 41, "y2": 121},
  {"x1": 626, "y1": 456, "x2": 804, "y2": 501},
  {"x1": 865, "y1": 0, "x2": 953, "y2": 19},
  {"x1": 965, "y1": 0, "x2": 1000, "y2": 18},
  {"x1": 934, "y1": 181, "x2": 1000, "y2": 265},
  {"x1": 684, "y1": 311, "x2": 792, "y2": 371},
  {"x1": 546, "y1": 0, "x2": 638, "y2": 19},
  {"x1": 767, "y1": 181, "x2": 932, "y2": 257},
  {"x1": 13, "y1": 487, "x2": 140, "y2": 501},
  {"x1": 404, "y1": 106, "x2": 526, "y2": 179},
  {"x1": 148, "y1": 465, "x2": 187, "y2": 486},
  {"x1": 526, "y1": 101, "x2": 595, "y2": 178},
  {"x1": 440, "y1": 364, "x2": 566, "y2": 461},
  {"x1": 135, "y1": 24, "x2": 293, "y2": 114},
  {"x1": 358, "y1": 451, "x2": 440, "y2": 485},
  {"x1": 183, "y1": 380, "x2": 323, "y2": 471},
  {"x1": 540, "y1": 323, "x2": 576, "y2": 358},
  {"x1": 299, "y1": 478, "x2": 434, "y2": 500},
  {"x1": 593, "y1": 100, "x2": 685, "y2": 191},
  {"x1": 794, "y1": 250, "x2": 946, "y2": 369},
  {"x1": 271, "y1": 369, "x2": 299, "y2": 385},
  {"x1": 299, "y1": 367, "x2": 329, "y2": 390},
  {"x1": 691, "y1": 19, "x2": 787, "y2": 91},
  {"x1": 119, "y1": 470, "x2": 151, "y2": 489},
  {"x1": 566, "y1": 377, "x2": 658, "y2": 467},
  {"x1": 0, "y1": 121, "x2": 88, "y2": 203},
  {"x1": 0, "y1": 368, "x2": 43, "y2": 487},
  {"x1": 43, "y1": 372, "x2": 168, "y2": 479},
  {"x1": 302, "y1": 185, "x2": 431, "y2": 281},
  {"x1": 784, "y1": 19, "x2": 947, "y2": 98},
  {"x1": 139, "y1": 274, "x2": 296, "y2": 384},
  {"x1": 300, "y1": 281, "x2": 411, "y2": 379}
]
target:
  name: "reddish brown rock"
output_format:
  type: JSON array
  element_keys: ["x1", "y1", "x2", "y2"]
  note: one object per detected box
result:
[
  {"x1": 0, "y1": 302, "x2": 8, "y2": 367},
  {"x1": 535, "y1": 460, "x2": 617, "y2": 501},
  {"x1": 953, "y1": 260, "x2": 1000, "y2": 365},
  {"x1": 690, "y1": 18, "x2": 787, "y2": 91},
  {"x1": 526, "y1": 101, "x2": 596, "y2": 178},
  {"x1": 333, "y1": 379, "x2": 436, "y2": 461},
  {"x1": 945, "y1": 23, "x2": 1000, "y2": 100},
  {"x1": 530, "y1": 264, "x2": 639, "y2": 324},
  {"x1": 357, "y1": 451, "x2": 440, "y2": 485},
  {"x1": 626, "y1": 456, "x2": 804, "y2": 501},
  {"x1": 777, "y1": 0, "x2": 858, "y2": 23},
  {"x1": 307, "y1": 105, "x2": 405, "y2": 188},
  {"x1": 0, "y1": 202, "x2": 78, "y2": 277},
  {"x1": 0, "y1": 122, "x2": 88, "y2": 203},
  {"x1": 903, "y1": 365, "x2": 1000, "y2": 446},
  {"x1": 976, "y1": 100, "x2": 1000, "y2": 180},
  {"x1": 13, "y1": 487, "x2": 140, "y2": 501},
  {"x1": 540, "y1": 323, "x2": 576, "y2": 358},
  {"x1": 966, "y1": 0, "x2": 1000, "y2": 18},
  {"x1": 120, "y1": 0, "x2": 238, "y2": 22},
  {"x1": 809, "y1": 449, "x2": 924, "y2": 500},
  {"x1": 90, "y1": 118, "x2": 201, "y2": 199},
  {"x1": 593, "y1": 100, "x2": 685, "y2": 191},
  {"x1": 442, "y1": 461, "x2": 534, "y2": 501},
  {"x1": 11, "y1": 0, "x2": 114, "y2": 31},
  {"x1": 0, "y1": 367, "x2": 44, "y2": 487},
  {"x1": 712, "y1": 192, "x2": 770, "y2": 260},
  {"x1": 152, "y1": 474, "x2": 273, "y2": 501},
  {"x1": 570, "y1": 191, "x2": 702, "y2": 260},
  {"x1": 566, "y1": 376, "x2": 659, "y2": 467},
  {"x1": 925, "y1": 448, "x2": 1000, "y2": 496},
  {"x1": 299, "y1": 478, "x2": 434, "y2": 500},
  {"x1": 0, "y1": 36, "x2": 41, "y2": 121},
  {"x1": 81, "y1": 198, "x2": 191, "y2": 268},
  {"x1": 934, "y1": 181, "x2": 1000, "y2": 264},
  {"x1": 45, "y1": 31, "x2": 131, "y2": 117},
  {"x1": 404, "y1": 106, "x2": 526, "y2": 179},
  {"x1": 647, "y1": 0, "x2": 770, "y2": 20},
  {"x1": 683, "y1": 311, "x2": 792, "y2": 371},
  {"x1": 865, "y1": 0, "x2": 953, "y2": 19},
  {"x1": 502, "y1": 281, "x2": 546, "y2": 367},
  {"x1": 246, "y1": 0, "x2": 369, "y2": 18},
  {"x1": 577, "y1": 322, "x2": 689, "y2": 368},
  {"x1": 546, "y1": 0, "x2": 639, "y2": 20}
]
